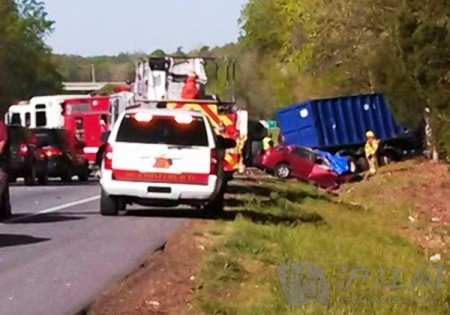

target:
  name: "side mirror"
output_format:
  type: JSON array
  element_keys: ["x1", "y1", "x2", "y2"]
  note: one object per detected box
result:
[{"x1": 217, "y1": 136, "x2": 236, "y2": 149}]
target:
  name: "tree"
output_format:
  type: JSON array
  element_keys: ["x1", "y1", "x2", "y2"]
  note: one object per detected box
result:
[
  {"x1": 150, "y1": 49, "x2": 166, "y2": 57},
  {"x1": 0, "y1": 0, "x2": 62, "y2": 113}
]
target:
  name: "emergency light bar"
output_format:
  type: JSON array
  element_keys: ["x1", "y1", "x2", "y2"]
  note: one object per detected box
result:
[
  {"x1": 133, "y1": 113, "x2": 153, "y2": 122},
  {"x1": 174, "y1": 114, "x2": 193, "y2": 124}
]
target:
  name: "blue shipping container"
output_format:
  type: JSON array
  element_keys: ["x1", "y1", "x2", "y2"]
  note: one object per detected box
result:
[{"x1": 276, "y1": 93, "x2": 407, "y2": 149}]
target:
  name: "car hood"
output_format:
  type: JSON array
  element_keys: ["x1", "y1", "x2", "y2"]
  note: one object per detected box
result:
[{"x1": 315, "y1": 150, "x2": 350, "y2": 175}]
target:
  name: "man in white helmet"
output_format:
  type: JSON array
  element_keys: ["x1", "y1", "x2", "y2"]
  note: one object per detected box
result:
[{"x1": 364, "y1": 130, "x2": 380, "y2": 179}]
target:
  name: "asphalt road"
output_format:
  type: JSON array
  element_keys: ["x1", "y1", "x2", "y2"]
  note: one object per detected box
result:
[{"x1": 0, "y1": 179, "x2": 186, "y2": 315}]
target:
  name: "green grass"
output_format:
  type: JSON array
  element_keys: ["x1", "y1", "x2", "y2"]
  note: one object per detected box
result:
[{"x1": 192, "y1": 171, "x2": 450, "y2": 314}]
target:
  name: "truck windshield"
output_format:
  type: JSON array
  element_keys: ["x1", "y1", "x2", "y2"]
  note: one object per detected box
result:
[
  {"x1": 31, "y1": 130, "x2": 60, "y2": 146},
  {"x1": 115, "y1": 115, "x2": 209, "y2": 146}
]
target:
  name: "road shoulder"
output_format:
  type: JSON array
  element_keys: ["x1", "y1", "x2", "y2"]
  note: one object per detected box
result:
[{"x1": 86, "y1": 219, "x2": 211, "y2": 315}]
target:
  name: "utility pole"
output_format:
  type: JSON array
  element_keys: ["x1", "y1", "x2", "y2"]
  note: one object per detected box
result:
[{"x1": 90, "y1": 64, "x2": 96, "y2": 82}]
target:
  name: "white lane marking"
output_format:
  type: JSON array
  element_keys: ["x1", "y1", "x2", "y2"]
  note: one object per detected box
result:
[{"x1": 0, "y1": 195, "x2": 100, "y2": 225}]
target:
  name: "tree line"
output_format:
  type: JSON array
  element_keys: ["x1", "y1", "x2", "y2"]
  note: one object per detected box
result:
[
  {"x1": 1, "y1": 0, "x2": 449, "y2": 157},
  {"x1": 0, "y1": 0, "x2": 62, "y2": 113}
]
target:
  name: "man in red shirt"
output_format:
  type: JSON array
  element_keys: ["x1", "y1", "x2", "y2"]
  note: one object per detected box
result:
[
  {"x1": 0, "y1": 119, "x2": 11, "y2": 217},
  {"x1": 181, "y1": 71, "x2": 199, "y2": 99}
]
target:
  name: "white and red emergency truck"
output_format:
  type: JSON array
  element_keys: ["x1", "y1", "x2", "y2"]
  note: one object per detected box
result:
[
  {"x1": 6, "y1": 94, "x2": 111, "y2": 169},
  {"x1": 62, "y1": 96, "x2": 111, "y2": 167},
  {"x1": 107, "y1": 55, "x2": 249, "y2": 177},
  {"x1": 6, "y1": 95, "x2": 90, "y2": 128}
]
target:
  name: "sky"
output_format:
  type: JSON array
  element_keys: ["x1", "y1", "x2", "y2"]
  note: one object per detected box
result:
[{"x1": 42, "y1": 0, "x2": 248, "y2": 57}]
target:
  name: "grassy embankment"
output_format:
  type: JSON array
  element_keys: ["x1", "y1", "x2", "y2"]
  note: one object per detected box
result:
[{"x1": 192, "y1": 160, "x2": 449, "y2": 314}]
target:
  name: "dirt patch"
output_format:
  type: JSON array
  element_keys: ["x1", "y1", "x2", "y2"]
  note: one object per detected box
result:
[
  {"x1": 86, "y1": 220, "x2": 213, "y2": 315},
  {"x1": 371, "y1": 160, "x2": 450, "y2": 254}
]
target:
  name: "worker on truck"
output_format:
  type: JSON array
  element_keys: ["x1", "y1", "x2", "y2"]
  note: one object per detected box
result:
[
  {"x1": 364, "y1": 130, "x2": 380, "y2": 179},
  {"x1": 181, "y1": 71, "x2": 199, "y2": 99}
]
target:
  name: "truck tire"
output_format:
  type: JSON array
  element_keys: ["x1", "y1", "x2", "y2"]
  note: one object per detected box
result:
[
  {"x1": 379, "y1": 148, "x2": 403, "y2": 166},
  {"x1": 203, "y1": 192, "x2": 225, "y2": 217},
  {"x1": 78, "y1": 165, "x2": 90, "y2": 182},
  {"x1": 61, "y1": 165, "x2": 72, "y2": 182},
  {"x1": 0, "y1": 189, "x2": 11, "y2": 219},
  {"x1": 25, "y1": 164, "x2": 37, "y2": 186},
  {"x1": 37, "y1": 168, "x2": 49, "y2": 185},
  {"x1": 274, "y1": 163, "x2": 291, "y2": 179},
  {"x1": 100, "y1": 189, "x2": 119, "y2": 216},
  {"x1": 356, "y1": 157, "x2": 369, "y2": 173}
]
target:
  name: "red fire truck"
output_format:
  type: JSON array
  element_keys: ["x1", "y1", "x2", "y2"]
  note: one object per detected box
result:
[{"x1": 62, "y1": 96, "x2": 110, "y2": 168}]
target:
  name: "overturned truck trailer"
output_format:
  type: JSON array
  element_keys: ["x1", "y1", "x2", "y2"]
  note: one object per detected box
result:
[{"x1": 276, "y1": 93, "x2": 421, "y2": 171}]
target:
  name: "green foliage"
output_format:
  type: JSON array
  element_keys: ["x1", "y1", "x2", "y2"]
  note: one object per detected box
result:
[
  {"x1": 237, "y1": 0, "x2": 450, "y2": 153},
  {"x1": 0, "y1": 0, "x2": 62, "y2": 113},
  {"x1": 194, "y1": 173, "x2": 450, "y2": 314},
  {"x1": 51, "y1": 0, "x2": 449, "y2": 153}
]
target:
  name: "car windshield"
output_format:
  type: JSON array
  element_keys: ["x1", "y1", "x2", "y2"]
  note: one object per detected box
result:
[
  {"x1": 115, "y1": 114, "x2": 209, "y2": 146},
  {"x1": 31, "y1": 130, "x2": 60, "y2": 146}
]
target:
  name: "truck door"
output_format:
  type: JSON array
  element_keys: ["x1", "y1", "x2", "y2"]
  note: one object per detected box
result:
[{"x1": 74, "y1": 115, "x2": 84, "y2": 142}]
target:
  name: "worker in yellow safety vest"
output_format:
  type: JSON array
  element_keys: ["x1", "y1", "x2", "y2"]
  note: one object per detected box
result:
[
  {"x1": 364, "y1": 130, "x2": 380, "y2": 178},
  {"x1": 262, "y1": 136, "x2": 273, "y2": 153}
]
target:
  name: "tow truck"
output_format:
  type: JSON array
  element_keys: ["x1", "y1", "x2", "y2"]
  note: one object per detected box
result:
[{"x1": 109, "y1": 55, "x2": 248, "y2": 178}]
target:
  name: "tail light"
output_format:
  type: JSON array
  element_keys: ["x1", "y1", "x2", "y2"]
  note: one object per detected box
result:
[
  {"x1": 210, "y1": 148, "x2": 218, "y2": 174},
  {"x1": 18, "y1": 144, "x2": 28, "y2": 155},
  {"x1": 42, "y1": 146, "x2": 63, "y2": 157},
  {"x1": 104, "y1": 143, "x2": 113, "y2": 170}
]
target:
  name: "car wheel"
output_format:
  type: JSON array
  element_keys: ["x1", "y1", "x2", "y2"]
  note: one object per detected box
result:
[
  {"x1": 356, "y1": 157, "x2": 369, "y2": 173},
  {"x1": 37, "y1": 167, "x2": 49, "y2": 185},
  {"x1": 0, "y1": 189, "x2": 11, "y2": 219},
  {"x1": 25, "y1": 164, "x2": 37, "y2": 186},
  {"x1": 118, "y1": 199, "x2": 126, "y2": 211},
  {"x1": 61, "y1": 165, "x2": 72, "y2": 182},
  {"x1": 78, "y1": 165, "x2": 90, "y2": 182},
  {"x1": 100, "y1": 189, "x2": 119, "y2": 216},
  {"x1": 203, "y1": 192, "x2": 225, "y2": 217},
  {"x1": 274, "y1": 163, "x2": 291, "y2": 179}
]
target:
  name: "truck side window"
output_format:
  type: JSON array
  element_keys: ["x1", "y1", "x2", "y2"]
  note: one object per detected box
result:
[
  {"x1": 11, "y1": 113, "x2": 21, "y2": 125},
  {"x1": 34, "y1": 104, "x2": 46, "y2": 127}
]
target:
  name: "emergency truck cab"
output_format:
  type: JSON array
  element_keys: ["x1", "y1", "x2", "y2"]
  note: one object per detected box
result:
[
  {"x1": 5, "y1": 102, "x2": 31, "y2": 126},
  {"x1": 6, "y1": 95, "x2": 90, "y2": 128}
]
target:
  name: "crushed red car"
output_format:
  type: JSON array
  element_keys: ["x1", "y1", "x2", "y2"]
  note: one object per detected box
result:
[{"x1": 254, "y1": 145, "x2": 358, "y2": 189}]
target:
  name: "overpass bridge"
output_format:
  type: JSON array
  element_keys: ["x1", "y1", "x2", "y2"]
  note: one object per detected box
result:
[{"x1": 62, "y1": 82, "x2": 128, "y2": 92}]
